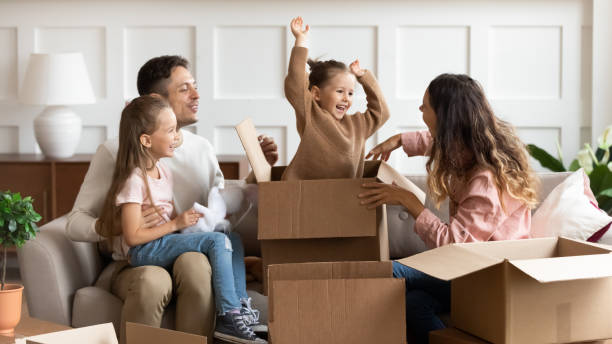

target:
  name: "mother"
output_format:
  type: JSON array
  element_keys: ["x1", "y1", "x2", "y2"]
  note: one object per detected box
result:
[{"x1": 358, "y1": 73, "x2": 538, "y2": 343}]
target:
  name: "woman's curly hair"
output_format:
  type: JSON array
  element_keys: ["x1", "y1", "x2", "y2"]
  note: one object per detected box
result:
[{"x1": 425, "y1": 73, "x2": 539, "y2": 210}]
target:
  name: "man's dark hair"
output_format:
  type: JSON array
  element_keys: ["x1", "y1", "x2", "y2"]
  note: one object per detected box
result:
[{"x1": 137, "y1": 55, "x2": 189, "y2": 96}]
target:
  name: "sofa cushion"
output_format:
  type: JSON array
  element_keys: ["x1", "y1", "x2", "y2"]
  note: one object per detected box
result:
[{"x1": 531, "y1": 169, "x2": 612, "y2": 240}]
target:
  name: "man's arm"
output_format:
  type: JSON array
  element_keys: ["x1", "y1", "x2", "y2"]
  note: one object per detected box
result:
[{"x1": 65, "y1": 142, "x2": 116, "y2": 242}]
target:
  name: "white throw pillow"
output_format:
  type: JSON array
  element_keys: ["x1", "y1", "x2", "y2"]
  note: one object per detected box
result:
[{"x1": 531, "y1": 169, "x2": 612, "y2": 240}]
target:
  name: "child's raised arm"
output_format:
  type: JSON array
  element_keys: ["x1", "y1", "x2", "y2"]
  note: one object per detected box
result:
[
  {"x1": 121, "y1": 204, "x2": 202, "y2": 247},
  {"x1": 285, "y1": 16, "x2": 311, "y2": 134},
  {"x1": 350, "y1": 58, "x2": 390, "y2": 137},
  {"x1": 290, "y1": 16, "x2": 309, "y2": 47}
]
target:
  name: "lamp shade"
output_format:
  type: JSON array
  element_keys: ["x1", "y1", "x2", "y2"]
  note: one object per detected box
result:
[{"x1": 20, "y1": 52, "x2": 95, "y2": 105}]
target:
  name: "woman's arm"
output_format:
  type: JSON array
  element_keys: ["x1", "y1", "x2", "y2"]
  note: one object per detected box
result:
[
  {"x1": 121, "y1": 204, "x2": 201, "y2": 247},
  {"x1": 413, "y1": 175, "x2": 503, "y2": 248}
]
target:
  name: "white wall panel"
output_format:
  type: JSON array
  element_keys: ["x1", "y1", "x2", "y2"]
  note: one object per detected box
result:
[
  {"x1": 76, "y1": 126, "x2": 107, "y2": 154},
  {"x1": 0, "y1": 28, "x2": 17, "y2": 101},
  {"x1": 0, "y1": 126, "x2": 18, "y2": 153},
  {"x1": 308, "y1": 26, "x2": 377, "y2": 100},
  {"x1": 214, "y1": 26, "x2": 285, "y2": 99},
  {"x1": 0, "y1": 0, "x2": 601, "y2": 177},
  {"x1": 124, "y1": 27, "x2": 195, "y2": 99},
  {"x1": 397, "y1": 26, "x2": 469, "y2": 99},
  {"x1": 489, "y1": 26, "x2": 562, "y2": 99},
  {"x1": 516, "y1": 127, "x2": 561, "y2": 171},
  {"x1": 35, "y1": 27, "x2": 106, "y2": 99}
]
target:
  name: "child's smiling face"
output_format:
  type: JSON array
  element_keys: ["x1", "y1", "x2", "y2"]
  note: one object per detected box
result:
[{"x1": 313, "y1": 71, "x2": 356, "y2": 120}]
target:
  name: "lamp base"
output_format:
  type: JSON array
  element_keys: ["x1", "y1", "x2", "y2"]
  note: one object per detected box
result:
[{"x1": 34, "y1": 105, "x2": 82, "y2": 159}]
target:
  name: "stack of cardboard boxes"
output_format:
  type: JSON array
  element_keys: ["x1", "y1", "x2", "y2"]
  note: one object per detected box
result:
[{"x1": 237, "y1": 118, "x2": 612, "y2": 343}]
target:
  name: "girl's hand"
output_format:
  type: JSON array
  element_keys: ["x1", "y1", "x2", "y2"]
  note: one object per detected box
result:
[
  {"x1": 290, "y1": 16, "x2": 309, "y2": 44},
  {"x1": 366, "y1": 134, "x2": 402, "y2": 161},
  {"x1": 349, "y1": 59, "x2": 365, "y2": 77},
  {"x1": 141, "y1": 205, "x2": 163, "y2": 228},
  {"x1": 175, "y1": 208, "x2": 203, "y2": 230},
  {"x1": 358, "y1": 182, "x2": 425, "y2": 218}
]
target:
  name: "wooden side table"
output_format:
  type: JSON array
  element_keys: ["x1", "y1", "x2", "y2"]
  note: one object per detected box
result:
[
  {"x1": 0, "y1": 154, "x2": 92, "y2": 226},
  {"x1": 0, "y1": 316, "x2": 71, "y2": 344}
]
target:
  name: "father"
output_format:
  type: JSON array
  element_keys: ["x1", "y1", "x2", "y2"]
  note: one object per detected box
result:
[{"x1": 66, "y1": 55, "x2": 278, "y2": 343}]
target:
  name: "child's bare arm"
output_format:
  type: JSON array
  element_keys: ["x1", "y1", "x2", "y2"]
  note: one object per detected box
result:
[{"x1": 121, "y1": 203, "x2": 202, "y2": 247}]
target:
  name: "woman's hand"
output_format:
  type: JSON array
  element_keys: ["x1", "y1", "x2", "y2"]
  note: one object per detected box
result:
[
  {"x1": 290, "y1": 16, "x2": 309, "y2": 46},
  {"x1": 366, "y1": 134, "x2": 403, "y2": 161},
  {"x1": 349, "y1": 59, "x2": 365, "y2": 77},
  {"x1": 358, "y1": 182, "x2": 425, "y2": 218},
  {"x1": 175, "y1": 208, "x2": 203, "y2": 230}
]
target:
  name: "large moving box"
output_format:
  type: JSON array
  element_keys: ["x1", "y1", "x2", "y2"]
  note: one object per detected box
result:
[
  {"x1": 236, "y1": 118, "x2": 425, "y2": 294},
  {"x1": 397, "y1": 237, "x2": 612, "y2": 344},
  {"x1": 429, "y1": 327, "x2": 612, "y2": 344},
  {"x1": 267, "y1": 261, "x2": 406, "y2": 344}
]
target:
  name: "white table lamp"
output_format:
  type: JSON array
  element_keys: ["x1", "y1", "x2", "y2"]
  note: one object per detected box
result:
[{"x1": 20, "y1": 52, "x2": 95, "y2": 159}]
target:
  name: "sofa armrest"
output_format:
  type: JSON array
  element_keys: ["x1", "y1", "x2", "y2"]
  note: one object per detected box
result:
[{"x1": 16, "y1": 216, "x2": 103, "y2": 326}]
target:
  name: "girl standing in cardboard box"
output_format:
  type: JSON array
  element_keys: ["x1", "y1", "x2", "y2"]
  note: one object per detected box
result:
[{"x1": 359, "y1": 74, "x2": 539, "y2": 343}]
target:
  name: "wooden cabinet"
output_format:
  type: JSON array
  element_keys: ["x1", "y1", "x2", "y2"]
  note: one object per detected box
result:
[
  {"x1": 0, "y1": 154, "x2": 248, "y2": 226},
  {"x1": 0, "y1": 154, "x2": 92, "y2": 225}
]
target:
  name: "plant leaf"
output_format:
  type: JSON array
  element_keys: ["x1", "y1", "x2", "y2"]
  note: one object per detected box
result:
[
  {"x1": 599, "y1": 188, "x2": 612, "y2": 199},
  {"x1": 8, "y1": 220, "x2": 16, "y2": 232},
  {"x1": 527, "y1": 144, "x2": 566, "y2": 172},
  {"x1": 568, "y1": 159, "x2": 581, "y2": 172},
  {"x1": 590, "y1": 165, "x2": 612, "y2": 195}
]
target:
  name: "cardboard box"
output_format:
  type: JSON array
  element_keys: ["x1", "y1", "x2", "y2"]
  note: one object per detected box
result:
[
  {"x1": 267, "y1": 261, "x2": 406, "y2": 344},
  {"x1": 397, "y1": 237, "x2": 612, "y2": 344},
  {"x1": 236, "y1": 118, "x2": 425, "y2": 294},
  {"x1": 430, "y1": 327, "x2": 612, "y2": 344},
  {"x1": 20, "y1": 322, "x2": 206, "y2": 344}
]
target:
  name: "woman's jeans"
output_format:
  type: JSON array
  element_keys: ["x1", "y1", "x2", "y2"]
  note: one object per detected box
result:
[
  {"x1": 129, "y1": 231, "x2": 248, "y2": 314},
  {"x1": 392, "y1": 261, "x2": 451, "y2": 344}
]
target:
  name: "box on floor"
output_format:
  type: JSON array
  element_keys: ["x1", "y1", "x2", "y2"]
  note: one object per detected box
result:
[
  {"x1": 267, "y1": 261, "x2": 406, "y2": 344},
  {"x1": 235, "y1": 118, "x2": 425, "y2": 294},
  {"x1": 397, "y1": 237, "x2": 612, "y2": 344},
  {"x1": 23, "y1": 322, "x2": 205, "y2": 344},
  {"x1": 430, "y1": 327, "x2": 612, "y2": 344}
]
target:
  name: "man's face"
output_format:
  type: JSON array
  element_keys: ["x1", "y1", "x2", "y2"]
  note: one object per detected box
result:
[{"x1": 165, "y1": 66, "x2": 199, "y2": 128}]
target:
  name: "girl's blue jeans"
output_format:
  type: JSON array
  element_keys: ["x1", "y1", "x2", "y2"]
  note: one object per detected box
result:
[
  {"x1": 128, "y1": 231, "x2": 248, "y2": 314},
  {"x1": 392, "y1": 261, "x2": 451, "y2": 344}
]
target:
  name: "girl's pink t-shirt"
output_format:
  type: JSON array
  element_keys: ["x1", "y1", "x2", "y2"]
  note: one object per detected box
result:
[
  {"x1": 401, "y1": 130, "x2": 531, "y2": 248},
  {"x1": 116, "y1": 161, "x2": 174, "y2": 224}
]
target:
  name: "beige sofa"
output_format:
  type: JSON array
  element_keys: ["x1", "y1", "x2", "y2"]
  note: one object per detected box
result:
[{"x1": 16, "y1": 172, "x2": 571, "y2": 334}]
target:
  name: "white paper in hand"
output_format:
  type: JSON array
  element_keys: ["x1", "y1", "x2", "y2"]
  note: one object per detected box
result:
[{"x1": 182, "y1": 187, "x2": 231, "y2": 234}]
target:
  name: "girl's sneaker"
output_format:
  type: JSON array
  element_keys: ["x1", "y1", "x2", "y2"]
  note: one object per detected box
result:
[
  {"x1": 240, "y1": 298, "x2": 268, "y2": 333},
  {"x1": 214, "y1": 312, "x2": 267, "y2": 344}
]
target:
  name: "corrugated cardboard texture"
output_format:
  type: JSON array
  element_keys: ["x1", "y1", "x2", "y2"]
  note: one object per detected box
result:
[
  {"x1": 506, "y1": 265, "x2": 612, "y2": 344},
  {"x1": 375, "y1": 160, "x2": 426, "y2": 203},
  {"x1": 451, "y1": 263, "x2": 507, "y2": 344},
  {"x1": 430, "y1": 328, "x2": 491, "y2": 344},
  {"x1": 267, "y1": 261, "x2": 393, "y2": 321},
  {"x1": 126, "y1": 322, "x2": 206, "y2": 344},
  {"x1": 258, "y1": 178, "x2": 378, "y2": 239},
  {"x1": 270, "y1": 278, "x2": 406, "y2": 344},
  {"x1": 261, "y1": 233, "x2": 387, "y2": 295},
  {"x1": 25, "y1": 323, "x2": 117, "y2": 344}
]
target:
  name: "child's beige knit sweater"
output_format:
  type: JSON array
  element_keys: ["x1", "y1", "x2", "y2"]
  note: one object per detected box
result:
[{"x1": 281, "y1": 47, "x2": 390, "y2": 181}]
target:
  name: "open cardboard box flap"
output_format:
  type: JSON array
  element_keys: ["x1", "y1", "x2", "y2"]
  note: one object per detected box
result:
[
  {"x1": 509, "y1": 253, "x2": 612, "y2": 283},
  {"x1": 24, "y1": 322, "x2": 206, "y2": 344},
  {"x1": 234, "y1": 117, "x2": 426, "y2": 203},
  {"x1": 25, "y1": 323, "x2": 117, "y2": 344},
  {"x1": 396, "y1": 237, "x2": 612, "y2": 283}
]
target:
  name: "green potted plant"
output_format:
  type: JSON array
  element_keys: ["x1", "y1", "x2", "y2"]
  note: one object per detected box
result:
[
  {"x1": 528, "y1": 125, "x2": 612, "y2": 213},
  {"x1": 0, "y1": 190, "x2": 41, "y2": 334}
]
